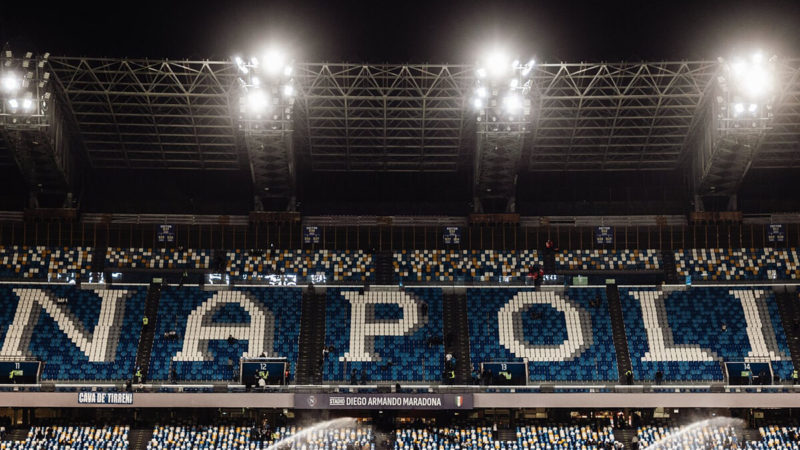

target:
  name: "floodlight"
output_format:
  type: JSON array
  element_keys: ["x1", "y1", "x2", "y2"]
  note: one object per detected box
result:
[
  {"x1": 283, "y1": 84, "x2": 294, "y2": 97},
  {"x1": 726, "y1": 52, "x2": 774, "y2": 99},
  {"x1": 503, "y1": 93, "x2": 522, "y2": 113},
  {"x1": 252, "y1": 76, "x2": 261, "y2": 86},
  {"x1": 476, "y1": 68, "x2": 487, "y2": 78},
  {"x1": 733, "y1": 103, "x2": 745, "y2": 114},
  {"x1": 1, "y1": 73, "x2": 20, "y2": 92},
  {"x1": 473, "y1": 98, "x2": 483, "y2": 110},
  {"x1": 8, "y1": 98, "x2": 19, "y2": 109},
  {"x1": 510, "y1": 78, "x2": 519, "y2": 88},
  {"x1": 523, "y1": 59, "x2": 535, "y2": 74},
  {"x1": 263, "y1": 49, "x2": 286, "y2": 75},
  {"x1": 21, "y1": 98, "x2": 33, "y2": 111},
  {"x1": 476, "y1": 86, "x2": 487, "y2": 98},
  {"x1": 283, "y1": 66, "x2": 293, "y2": 77},
  {"x1": 246, "y1": 89, "x2": 269, "y2": 113},
  {"x1": 748, "y1": 103, "x2": 757, "y2": 113}
]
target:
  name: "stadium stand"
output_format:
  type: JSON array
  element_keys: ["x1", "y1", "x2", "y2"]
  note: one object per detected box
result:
[
  {"x1": 467, "y1": 288, "x2": 618, "y2": 381},
  {"x1": 393, "y1": 250, "x2": 541, "y2": 282},
  {"x1": 47, "y1": 247, "x2": 93, "y2": 277},
  {"x1": 0, "y1": 285, "x2": 145, "y2": 380},
  {"x1": 0, "y1": 246, "x2": 92, "y2": 279},
  {"x1": 0, "y1": 425, "x2": 129, "y2": 449},
  {"x1": 636, "y1": 424, "x2": 741, "y2": 449},
  {"x1": 675, "y1": 248, "x2": 800, "y2": 281},
  {"x1": 147, "y1": 286, "x2": 301, "y2": 381},
  {"x1": 753, "y1": 425, "x2": 800, "y2": 449},
  {"x1": 556, "y1": 249, "x2": 661, "y2": 271},
  {"x1": 147, "y1": 425, "x2": 372, "y2": 450},
  {"x1": 393, "y1": 249, "x2": 660, "y2": 282},
  {"x1": 106, "y1": 248, "x2": 212, "y2": 270},
  {"x1": 395, "y1": 425, "x2": 618, "y2": 449},
  {"x1": 323, "y1": 288, "x2": 443, "y2": 381},
  {"x1": 226, "y1": 249, "x2": 374, "y2": 282},
  {"x1": 621, "y1": 287, "x2": 794, "y2": 381}
]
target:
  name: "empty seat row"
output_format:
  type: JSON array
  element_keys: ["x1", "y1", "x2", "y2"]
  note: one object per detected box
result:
[
  {"x1": 0, "y1": 246, "x2": 92, "y2": 279},
  {"x1": 676, "y1": 248, "x2": 800, "y2": 280}
]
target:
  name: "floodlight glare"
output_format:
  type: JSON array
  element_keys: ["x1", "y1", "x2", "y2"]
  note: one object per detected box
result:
[
  {"x1": 727, "y1": 52, "x2": 774, "y2": 99},
  {"x1": 246, "y1": 89, "x2": 269, "y2": 113},
  {"x1": 748, "y1": 103, "x2": 758, "y2": 113},
  {"x1": 510, "y1": 78, "x2": 519, "y2": 88},
  {"x1": 263, "y1": 49, "x2": 286, "y2": 75},
  {"x1": 733, "y1": 103, "x2": 745, "y2": 114},
  {"x1": 485, "y1": 51, "x2": 510, "y2": 77},
  {"x1": 8, "y1": 98, "x2": 19, "y2": 109},
  {"x1": 1, "y1": 73, "x2": 20, "y2": 92},
  {"x1": 473, "y1": 98, "x2": 483, "y2": 110},
  {"x1": 476, "y1": 68, "x2": 487, "y2": 78},
  {"x1": 476, "y1": 86, "x2": 487, "y2": 98},
  {"x1": 283, "y1": 84, "x2": 294, "y2": 97},
  {"x1": 21, "y1": 98, "x2": 33, "y2": 111},
  {"x1": 503, "y1": 93, "x2": 522, "y2": 113},
  {"x1": 283, "y1": 66, "x2": 293, "y2": 77}
]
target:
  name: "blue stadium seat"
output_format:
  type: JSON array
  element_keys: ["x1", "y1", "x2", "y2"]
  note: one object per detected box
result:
[
  {"x1": 467, "y1": 288, "x2": 618, "y2": 382},
  {"x1": 621, "y1": 287, "x2": 794, "y2": 381},
  {"x1": 148, "y1": 286, "x2": 301, "y2": 381},
  {"x1": 324, "y1": 288, "x2": 443, "y2": 382},
  {"x1": 0, "y1": 284, "x2": 145, "y2": 381}
]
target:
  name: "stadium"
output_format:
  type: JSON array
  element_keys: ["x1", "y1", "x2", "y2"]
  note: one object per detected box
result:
[{"x1": 2, "y1": 1, "x2": 800, "y2": 448}]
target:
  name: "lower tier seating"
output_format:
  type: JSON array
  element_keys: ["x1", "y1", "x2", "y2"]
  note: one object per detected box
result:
[
  {"x1": 637, "y1": 424, "x2": 741, "y2": 449},
  {"x1": 148, "y1": 287, "x2": 301, "y2": 381},
  {"x1": 751, "y1": 426, "x2": 800, "y2": 449},
  {"x1": 621, "y1": 287, "x2": 794, "y2": 381},
  {"x1": 395, "y1": 425, "x2": 618, "y2": 449},
  {"x1": 467, "y1": 288, "x2": 618, "y2": 381},
  {"x1": 324, "y1": 288, "x2": 443, "y2": 381},
  {"x1": 147, "y1": 425, "x2": 371, "y2": 450},
  {"x1": 0, "y1": 426, "x2": 128, "y2": 449},
  {"x1": 0, "y1": 284, "x2": 146, "y2": 380}
]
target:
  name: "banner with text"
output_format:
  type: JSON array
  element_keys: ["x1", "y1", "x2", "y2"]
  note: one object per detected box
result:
[
  {"x1": 295, "y1": 393, "x2": 472, "y2": 410},
  {"x1": 304, "y1": 226, "x2": 321, "y2": 244},
  {"x1": 157, "y1": 225, "x2": 175, "y2": 243},
  {"x1": 77, "y1": 392, "x2": 134, "y2": 405},
  {"x1": 595, "y1": 226, "x2": 614, "y2": 245},
  {"x1": 443, "y1": 227, "x2": 461, "y2": 245},
  {"x1": 767, "y1": 224, "x2": 785, "y2": 244}
]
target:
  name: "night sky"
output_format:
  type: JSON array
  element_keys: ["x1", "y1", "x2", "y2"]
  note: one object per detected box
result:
[{"x1": 2, "y1": 0, "x2": 800, "y2": 62}]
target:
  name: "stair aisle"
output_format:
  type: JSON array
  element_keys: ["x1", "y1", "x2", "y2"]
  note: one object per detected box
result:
[
  {"x1": 295, "y1": 288, "x2": 327, "y2": 384},
  {"x1": 134, "y1": 281, "x2": 163, "y2": 382},
  {"x1": 606, "y1": 284, "x2": 633, "y2": 383},
  {"x1": 661, "y1": 249, "x2": 678, "y2": 284},
  {"x1": 442, "y1": 293, "x2": 473, "y2": 384},
  {"x1": 129, "y1": 428, "x2": 153, "y2": 450},
  {"x1": 375, "y1": 251, "x2": 395, "y2": 285}
]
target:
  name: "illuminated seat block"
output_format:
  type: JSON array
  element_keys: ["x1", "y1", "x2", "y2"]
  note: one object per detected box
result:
[
  {"x1": 148, "y1": 286, "x2": 301, "y2": 381},
  {"x1": 467, "y1": 288, "x2": 618, "y2": 381},
  {"x1": 0, "y1": 284, "x2": 145, "y2": 380},
  {"x1": 323, "y1": 288, "x2": 443, "y2": 381},
  {"x1": 621, "y1": 287, "x2": 794, "y2": 381}
]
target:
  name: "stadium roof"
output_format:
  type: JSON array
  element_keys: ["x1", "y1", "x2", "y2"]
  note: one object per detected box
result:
[
  {"x1": 0, "y1": 55, "x2": 798, "y2": 213},
  {"x1": 45, "y1": 57, "x2": 800, "y2": 173}
]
